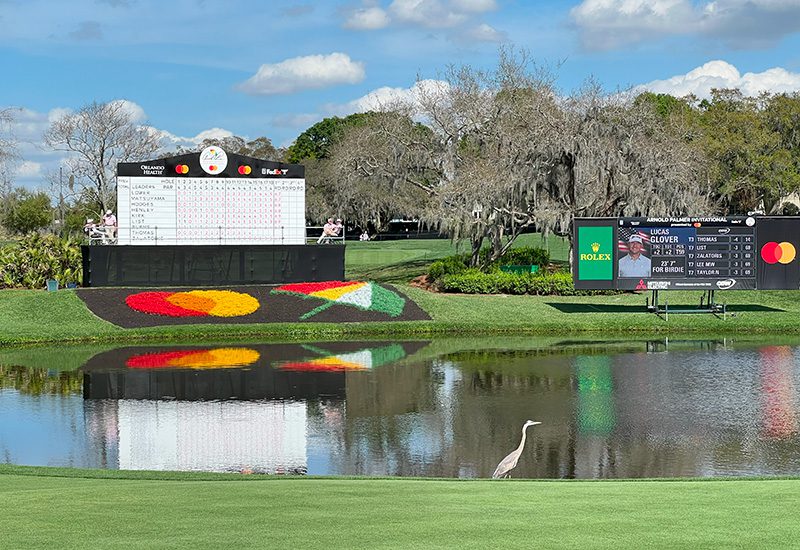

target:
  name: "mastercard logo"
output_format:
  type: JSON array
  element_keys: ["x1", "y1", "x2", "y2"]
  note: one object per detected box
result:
[
  {"x1": 761, "y1": 241, "x2": 796, "y2": 265},
  {"x1": 125, "y1": 290, "x2": 260, "y2": 317}
]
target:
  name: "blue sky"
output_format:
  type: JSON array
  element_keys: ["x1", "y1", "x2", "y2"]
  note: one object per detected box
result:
[{"x1": 3, "y1": 0, "x2": 800, "y2": 188}]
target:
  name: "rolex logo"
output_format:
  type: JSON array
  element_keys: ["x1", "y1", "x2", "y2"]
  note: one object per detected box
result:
[{"x1": 591, "y1": 242, "x2": 600, "y2": 253}]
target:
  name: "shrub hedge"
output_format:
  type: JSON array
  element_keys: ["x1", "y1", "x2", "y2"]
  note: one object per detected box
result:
[
  {"x1": 0, "y1": 233, "x2": 82, "y2": 289},
  {"x1": 441, "y1": 270, "x2": 583, "y2": 295},
  {"x1": 428, "y1": 246, "x2": 552, "y2": 282}
]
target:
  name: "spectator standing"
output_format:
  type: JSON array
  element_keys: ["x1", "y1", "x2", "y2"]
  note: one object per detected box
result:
[
  {"x1": 102, "y1": 209, "x2": 117, "y2": 227},
  {"x1": 102, "y1": 209, "x2": 117, "y2": 237}
]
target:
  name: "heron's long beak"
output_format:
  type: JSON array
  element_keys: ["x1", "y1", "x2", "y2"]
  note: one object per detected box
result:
[{"x1": 531, "y1": 422, "x2": 542, "y2": 425}]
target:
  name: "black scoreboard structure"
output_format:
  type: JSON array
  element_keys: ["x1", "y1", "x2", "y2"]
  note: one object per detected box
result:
[
  {"x1": 82, "y1": 147, "x2": 344, "y2": 287},
  {"x1": 574, "y1": 216, "x2": 800, "y2": 292}
]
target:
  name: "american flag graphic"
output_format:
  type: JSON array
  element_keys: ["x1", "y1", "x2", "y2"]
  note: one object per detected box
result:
[{"x1": 618, "y1": 228, "x2": 650, "y2": 253}]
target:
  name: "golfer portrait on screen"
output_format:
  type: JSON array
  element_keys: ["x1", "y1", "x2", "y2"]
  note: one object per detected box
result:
[{"x1": 618, "y1": 234, "x2": 652, "y2": 278}]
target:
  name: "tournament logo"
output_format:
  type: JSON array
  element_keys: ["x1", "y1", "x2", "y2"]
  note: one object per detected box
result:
[
  {"x1": 760, "y1": 242, "x2": 796, "y2": 265},
  {"x1": 199, "y1": 146, "x2": 228, "y2": 175}
]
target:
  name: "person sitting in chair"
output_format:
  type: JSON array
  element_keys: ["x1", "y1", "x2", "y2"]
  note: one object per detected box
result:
[{"x1": 317, "y1": 218, "x2": 336, "y2": 244}]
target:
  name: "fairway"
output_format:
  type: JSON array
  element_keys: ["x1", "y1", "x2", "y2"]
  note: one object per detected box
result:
[
  {"x1": 1, "y1": 469, "x2": 797, "y2": 549},
  {"x1": 345, "y1": 233, "x2": 570, "y2": 282}
]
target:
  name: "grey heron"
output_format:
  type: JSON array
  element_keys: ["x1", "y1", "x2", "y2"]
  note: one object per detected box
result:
[{"x1": 491, "y1": 420, "x2": 541, "y2": 479}]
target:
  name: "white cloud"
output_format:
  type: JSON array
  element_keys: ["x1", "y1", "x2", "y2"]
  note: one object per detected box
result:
[
  {"x1": 5, "y1": 102, "x2": 237, "y2": 187},
  {"x1": 271, "y1": 113, "x2": 322, "y2": 128},
  {"x1": 389, "y1": 0, "x2": 468, "y2": 28},
  {"x1": 191, "y1": 127, "x2": 234, "y2": 142},
  {"x1": 571, "y1": 0, "x2": 800, "y2": 50},
  {"x1": 342, "y1": 0, "x2": 504, "y2": 40},
  {"x1": 462, "y1": 23, "x2": 505, "y2": 43},
  {"x1": 110, "y1": 99, "x2": 147, "y2": 123},
  {"x1": 450, "y1": 0, "x2": 497, "y2": 12},
  {"x1": 15, "y1": 161, "x2": 42, "y2": 178},
  {"x1": 638, "y1": 60, "x2": 800, "y2": 98},
  {"x1": 325, "y1": 79, "x2": 451, "y2": 115},
  {"x1": 153, "y1": 126, "x2": 237, "y2": 150},
  {"x1": 237, "y1": 53, "x2": 366, "y2": 95},
  {"x1": 344, "y1": 6, "x2": 390, "y2": 30}
]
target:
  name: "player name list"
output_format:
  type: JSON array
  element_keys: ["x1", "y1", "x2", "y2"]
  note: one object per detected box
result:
[
  {"x1": 649, "y1": 227, "x2": 755, "y2": 279},
  {"x1": 117, "y1": 176, "x2": 305, "y2": 245}
]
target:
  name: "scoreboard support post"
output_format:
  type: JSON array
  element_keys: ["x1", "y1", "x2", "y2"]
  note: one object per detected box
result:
[{"x1": 646, "y1": 289, "x2": 727, "y2": 319}]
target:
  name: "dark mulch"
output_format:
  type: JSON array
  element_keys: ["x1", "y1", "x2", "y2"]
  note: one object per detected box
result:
[{"x1": 77, "y1": 284, "x2": 431, "y2": 328}]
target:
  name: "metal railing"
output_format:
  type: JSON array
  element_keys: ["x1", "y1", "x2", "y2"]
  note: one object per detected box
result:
[
  {"x1": 305, "y1": 226, "x2": 345, "y2": 245},
  {"x1": 86, "y1": 225, "x2": 343, "y2": 245}
]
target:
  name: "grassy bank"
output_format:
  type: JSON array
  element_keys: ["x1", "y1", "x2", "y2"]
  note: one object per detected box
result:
[
  {"x1": 0, "y1": 466, "x2": 796, "y2": 549},
  {"x1": 1, "y1": 235, "x2": 799, "y2": 345},
  {"x1": 1, "y1": 286, "x2": 800, "y2": 345}
]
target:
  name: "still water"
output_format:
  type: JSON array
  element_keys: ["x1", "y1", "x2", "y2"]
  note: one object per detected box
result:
[{"x1": 1, "y1": 338, "x2": 799, "y2": 478}]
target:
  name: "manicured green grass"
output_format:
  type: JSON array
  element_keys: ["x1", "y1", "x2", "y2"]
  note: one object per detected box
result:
[
  {"x1": 345, "y1": 233, "x2": 569, "y2": 282},
  {"x1": 2, "y1": 285, "x2": 800, "y2": 345},
  {"x1": 1, "y1": 466, "x2": 797, "y2": 549}
]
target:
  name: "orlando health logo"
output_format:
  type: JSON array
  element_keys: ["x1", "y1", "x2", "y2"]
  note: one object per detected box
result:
[{"x1": 761, "y1": 241, "x2": 796, "y2": 265}]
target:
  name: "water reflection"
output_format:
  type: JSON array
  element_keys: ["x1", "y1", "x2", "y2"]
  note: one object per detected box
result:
[{"x1": 1, "y1": 338, "x2": 800, "y2": 478}]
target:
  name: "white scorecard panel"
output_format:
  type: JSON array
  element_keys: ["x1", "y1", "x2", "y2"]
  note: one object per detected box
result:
[{"x1": 116, "y1": 149, "x2": 306, "y2": 245}]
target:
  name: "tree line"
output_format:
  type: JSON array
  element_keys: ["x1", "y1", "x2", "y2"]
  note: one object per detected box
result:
[{"x1": 2, "y1": 51, "x2": 800, "y2": 264}]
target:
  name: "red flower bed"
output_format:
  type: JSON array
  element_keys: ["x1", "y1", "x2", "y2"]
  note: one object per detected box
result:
[{"x1": 125, "y1": 292, "x2": 207, "y2": 317}]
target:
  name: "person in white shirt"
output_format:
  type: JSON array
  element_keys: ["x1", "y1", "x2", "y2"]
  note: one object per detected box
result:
[
  {"x1": 102, "y1": 209, "x2": 117, "y2": 227},
  {"x1": 318, "y1": 218, "x2": 336, "y2": 244},
  {"x1": 618, "y1": 234, "x2": 651, "y2": 278},
  {"x1": 101, "y1": 209, "x2": 117, "y2": 240}
]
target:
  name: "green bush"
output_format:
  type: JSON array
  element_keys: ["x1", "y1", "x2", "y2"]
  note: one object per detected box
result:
[
  {"x1": 441, "y1": 270, "x2": 581, "y2": 296},
  {"x1": 484, "y1": 246, "x2": 550, "y2": 270},
  {"x1": 1, "y1": 190, "x2": 52, "y2": 235},
  {"x1": 0, "y1": 233, "x2": 82, "y2": 289},
  {"x1": 428, "y1": 246, "x2": 550, "y2": 283},
  {"x1": 428, "y1": 253, "x2": 470, "y2": 281}
]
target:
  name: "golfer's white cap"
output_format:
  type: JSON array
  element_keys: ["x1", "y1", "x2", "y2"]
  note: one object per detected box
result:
[{"x1": 628, "y1": 235, "x2": 643, "y2": 243}]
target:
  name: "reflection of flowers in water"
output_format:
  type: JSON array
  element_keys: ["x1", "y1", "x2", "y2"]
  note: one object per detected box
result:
[
  {"x1": 126, "y1": 290, "x2": 260, "y2": 317},
  {"x1": 277, "y1": 354, "x2": 371, "y2": 372},
  {"x1": 126, "y1": 348, "x2": 260, "y2": 369},
  {"x1": 276, "y1": 344, "x2": 407, "y2": 372}
]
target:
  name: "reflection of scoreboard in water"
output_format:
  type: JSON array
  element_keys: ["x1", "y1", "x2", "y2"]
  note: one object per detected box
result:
[{"x1": 574, "y1": 216, "x2": 800, "y2": 291}]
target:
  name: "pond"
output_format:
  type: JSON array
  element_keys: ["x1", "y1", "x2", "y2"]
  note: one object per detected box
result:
[{"x1": 1, "y1": 337, "x2": 799, "y2": 478}]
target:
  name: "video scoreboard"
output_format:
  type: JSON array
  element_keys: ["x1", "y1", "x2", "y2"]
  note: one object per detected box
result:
[{"x1": 574, "y1": 216, "x2": 800, "y2": 291}]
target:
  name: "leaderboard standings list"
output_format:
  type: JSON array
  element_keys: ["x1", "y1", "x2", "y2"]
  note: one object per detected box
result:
[
  {"x1": 618, "y1": 217, "x2": 757, "y2": 289},
  {"x1": 117, "y1": 176, "x2": 306, "y2": 245}
]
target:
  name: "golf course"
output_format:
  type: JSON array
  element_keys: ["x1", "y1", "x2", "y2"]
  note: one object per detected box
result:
[{"x1": 2, "y1": 235, "x2": 800, "y2": 549}]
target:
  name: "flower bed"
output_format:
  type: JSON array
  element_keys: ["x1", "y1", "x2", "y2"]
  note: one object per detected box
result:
[{"x1": 126, "y1": 290, "x2": 260, "y2": 317}]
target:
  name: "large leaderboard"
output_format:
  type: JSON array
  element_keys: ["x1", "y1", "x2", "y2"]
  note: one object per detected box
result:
[
  {"x1": 117, "y1": 147, "x2": 305, "y2": 245},
  {"x1": 574, "y1": 216, "x2": 800, "y2": 291}
]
